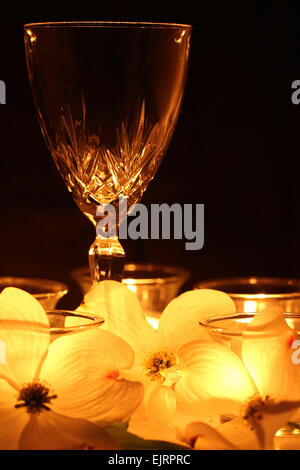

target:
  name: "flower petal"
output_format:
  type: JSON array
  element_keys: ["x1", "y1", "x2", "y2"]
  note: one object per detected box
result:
[
  {"x1": 157, "y1": 289, "x2": 236, "y2": 352},
  {"x1": 175, "y1": 341, "x2": 256, "y2": 417},
  {"x1": 213, "y1": 417, "x2": 259, "y2": 450},
  {"x1": 18, "y1": 410, "x2": 119, "y2": 450},
  {"x1": 183, "y1": 417, "x2": 259, "y2": 450},
  {"x1": 184, "y1": 421, "x2": 238, "y2": 449},
  {"x1": 246, "y1": 400, "x2": 300, "y2": 450},
  {"x1": 0, "y1": 288, "x2": 50, "y2": 386},
  {"x1": 0, "y1": 378, "x2": 29, "y2": 449},
  {"x1": 40, "y1": 328, "x2": 143, "y2": 425},
  {"x1": 242, "y1": 310, "x2": 300, "y2": 400},
  {"x1": 1, "y1": 287, "x2": 47, "y2": 317},
  {"x1": 128, "y1": 417, "x2": 183, "y2": 446},
  {"x1": 77, "y1": 280, "x2": 156, "y2": 362},
  {"x1": 146, "y1": 384, "x2": 177, "y2": 424},
  {"x1": 128, "y1": 404, "x2": 185, "y2": 446}
]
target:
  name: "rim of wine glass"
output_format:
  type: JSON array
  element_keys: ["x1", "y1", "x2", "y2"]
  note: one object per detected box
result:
[{"x1": 24, "y1": 21, "x2": 193, "y2": 29}]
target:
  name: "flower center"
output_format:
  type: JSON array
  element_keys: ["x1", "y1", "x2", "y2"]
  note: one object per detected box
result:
[
  {"x1": 144, "y1": 350, "x2": 177, "y2": 383},
  {"x1": 242, "y1": 393, "x2": 274, "y2": 428},
  {"x1": 15, "y1": 381, "x2": 57, "y2": 414}
]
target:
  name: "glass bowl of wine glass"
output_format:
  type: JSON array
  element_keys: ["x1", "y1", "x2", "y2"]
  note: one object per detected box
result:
[{"x1": 24, "y1": 21, "x2": 192, "y2": 283}]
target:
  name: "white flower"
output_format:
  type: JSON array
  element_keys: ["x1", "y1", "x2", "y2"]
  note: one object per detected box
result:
[
  {"x1": 174, "y1": 308, "x2": 300, "y2": 449},
  {"x1": 0, "y1": 287, "x2": 143, "y2": 449},
  {"x1": 77, "y1": 280, "x2": 236, "y2": 442}
]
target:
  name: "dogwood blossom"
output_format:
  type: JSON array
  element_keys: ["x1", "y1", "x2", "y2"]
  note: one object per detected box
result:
[
  {"x1": 77, "y1": 280, "x2": 237, "y2": 441},
  {"x1": 0, "y1": 287, "x2": 143, "y2": 449},
  {"x1": 174, "y1": 308, "x2": 300, "y2": 449}
]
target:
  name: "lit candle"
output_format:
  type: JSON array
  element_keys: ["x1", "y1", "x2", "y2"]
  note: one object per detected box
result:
[{"x1": 195, "y1": 277, "x2": 300, "y2": 315}]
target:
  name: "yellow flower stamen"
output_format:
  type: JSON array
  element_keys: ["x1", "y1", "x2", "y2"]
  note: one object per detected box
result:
[
  {"x1": 144, "y1": 351, "x2": 177, "y2": 383},
  {"x1": 15, "y1": 381, "x2": 57, "y2": 414}
]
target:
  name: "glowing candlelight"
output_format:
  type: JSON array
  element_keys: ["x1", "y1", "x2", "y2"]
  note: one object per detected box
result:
[{"x1": 195, "y1": 277, "x2": 300, "y2": 316}]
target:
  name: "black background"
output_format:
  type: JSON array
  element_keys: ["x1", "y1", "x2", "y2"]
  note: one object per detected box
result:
[{"x1": 1, "y1": 2, "x2": 300, "y2": 308}]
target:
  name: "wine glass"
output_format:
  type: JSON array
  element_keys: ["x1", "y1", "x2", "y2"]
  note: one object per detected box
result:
[{"x1": 24, "y1": 22, "x2": 192, "y2": 282}]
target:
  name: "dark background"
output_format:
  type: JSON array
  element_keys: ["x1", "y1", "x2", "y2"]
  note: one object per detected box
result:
[{"x1": 1, "y1": 2, "x2": 300, "y2": 308}]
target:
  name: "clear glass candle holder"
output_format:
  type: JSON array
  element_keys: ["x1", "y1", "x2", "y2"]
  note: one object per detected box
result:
[
  {"x1": 200, "y1": 312, "x2": 253, "y2": 356},
  {"x1": 71, "y1": 263, "x2": 190, "y2": 329},
  {"x1": 200, "y1": 312, "x2": 300, "y2": 450},
  {"x1": 195, "y1": 276, "x2": 300, "y2": 315},
  {"x1": 47, "y1": 309, "x2": 104, "y2": 341},
  {"x1": 0, "y1": 277, "x2": 68, "y2": 309}
]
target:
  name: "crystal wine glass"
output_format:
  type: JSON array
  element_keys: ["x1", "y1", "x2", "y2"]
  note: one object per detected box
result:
[{"x1": 24, "y1": 22, "x2": 192, "y2": 282}]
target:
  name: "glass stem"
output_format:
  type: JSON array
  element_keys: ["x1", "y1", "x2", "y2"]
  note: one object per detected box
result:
[{"x1": 89, "y1": 236, "x2": 125, "y2": 283}]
